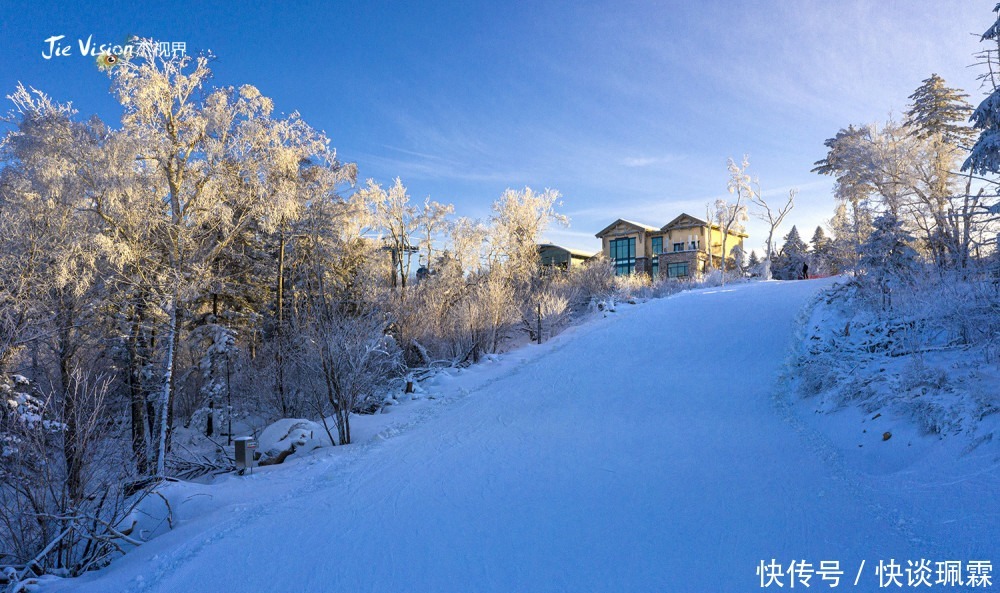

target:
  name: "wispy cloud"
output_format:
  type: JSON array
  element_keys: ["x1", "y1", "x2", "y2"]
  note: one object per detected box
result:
[{"x1": 621, "y1": 154, "x2": 682, "y2": 168}]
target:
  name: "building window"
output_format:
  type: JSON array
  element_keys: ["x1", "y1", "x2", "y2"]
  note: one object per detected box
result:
[
  {"x1": 689, "y1": 240, "x2": 699, "y2": 250},
  {"x1": 673, "y1": 242, "x2": 684, "y2": 252},
  {"x1": 541, "y1": 254, "x2": 569, "y2": 269},
  {"x1": 667, "y1": 262, "x2": 689, "y2": 278},
  {"x1": 609, "y1": 237, "x2": 635, "y2": 276},
  {"x1": 651, "y1": 237, "x2": 662, "y2": 278}
]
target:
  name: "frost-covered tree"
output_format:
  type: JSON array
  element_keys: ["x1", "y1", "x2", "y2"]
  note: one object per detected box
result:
[
  {"x1": 809, "y1": 226, "x2": 832, "y2": 275},
  {"x1": 818, "y1": 77, "x2": 984, "y2": 271},
  {"x1": 416, "y1": 197, "x2": 455, "y2": 275},
  {"x1": 426, "y1": 186, "x2": 569, "y2": 358},
  {"x1": 307, "y1": 309, "x2": 402, "y2": 445},
  {"x1": 190, "y1": 323, "x2": 237, "y2": 438},
  {"x1": 0, "y1": 86, "x2": 118, "y2": 500},
  {"x1": 905, "y1": 74, "x2": 974, "y2": 147},
  {"x1": 959, "y1": 7, "x2": 1000, "y2": 257},
  {"x1": 487, "y1": 187, "x2": 568, "y2": 290},
  {"x1": 857, "y1": 212, "x2": 919, "y2": 309},
  {"x1": 904, "y1": 75, "x2": 976, "y2": 266},
  {"x1": 813, "y1": 125, "x2": 875, "y2": 207},
  {"x1": 828, "y1": 197, "x2": 871, "y2": 273},
  {"x1": 774, "y1": 226, "x2": 809, "y2": 280},
  {"x1": 729, "y1": 243, "x2": 747, "y2": 277},
  {"x1": 750, "y1": 187, "x2": 795, "y2": 281},
  {"x1": 96, "y1": 49, "x2": 351, "y2": 475},
  {"x1": 809, "y1": 225, "x2": 830, "y2": 253},
  {"x1": 747, "y1": 250, "x2": 762, "y2": 277},
  {"x1": 966, "y1": 4, "x2": 1000, "y2": 176},
  {"x1": 720, "y1": 156, "x2": 752, "y2": 284},
  {"x1": 359, "y1": 178, "x2": 419, "y2": 290}
]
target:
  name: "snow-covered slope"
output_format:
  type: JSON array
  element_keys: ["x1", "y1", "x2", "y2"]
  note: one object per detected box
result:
[{"x1": 44, "y1": 279, "x2": 996, "y2": 592}]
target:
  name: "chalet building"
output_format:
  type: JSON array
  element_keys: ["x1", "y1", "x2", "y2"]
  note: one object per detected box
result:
[
  {"x1": 594, "y1": 214, "x2": 747, "y2": 278},
  {"x1": 538, "y1": 244, "x2": 594, "y2": 271}
]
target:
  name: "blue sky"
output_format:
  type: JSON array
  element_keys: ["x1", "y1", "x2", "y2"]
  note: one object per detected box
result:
[{"x1": 0, "y1": 0, "x2": 990, "y2": 254}]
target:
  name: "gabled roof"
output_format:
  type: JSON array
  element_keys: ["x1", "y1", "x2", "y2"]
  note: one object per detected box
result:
[
  {"x1": 662, "y1": 213, "x2": 749, "y2": 238},
  {"x1": 537, "y1": 244, "x2": 596, "y2": 259},
  {"x1": 595, "y1": 218, "x2": 660, "y2": 238},
  {"x1": 662, "y1": 213, "x2": 709, "y2": 231}
]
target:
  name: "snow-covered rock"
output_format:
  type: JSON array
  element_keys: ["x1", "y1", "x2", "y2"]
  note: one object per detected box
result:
[{"x1": 256, "y1": 419, "x2": 328, "y2": 461}]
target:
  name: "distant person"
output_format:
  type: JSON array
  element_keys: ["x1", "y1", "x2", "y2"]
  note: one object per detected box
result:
[{"x1": 801, "y1": 262, "x2": 809, "y2": 280}]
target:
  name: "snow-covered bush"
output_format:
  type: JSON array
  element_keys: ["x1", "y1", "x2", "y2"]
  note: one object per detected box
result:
[
  {"x1": 566, "y1": 255, "x2": 614, "y2": 302},
  {"x1": 0, "y1": 371, "x2": 134, "y2": 581},
  {"x1": 611, "y1": 272, "x2": 651, "y2": 300},
  {"x1": 300, "y1": 309, "x2": 404, "y2": 445},
  {"x1": 520, "y1": 284, "x2": 574, "y2": 343},
  {"x1": 792, "y1": 269, "x2": 1000, "y2": 448}
]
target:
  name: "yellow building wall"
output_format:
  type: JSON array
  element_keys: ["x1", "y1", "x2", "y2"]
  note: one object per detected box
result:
[
  {"x1": 601, "y1": 223, "x2": 650, "y2": 258},
  {"x1": 705, "y1": 227, "x2": 744, "y2": 257},
  {"x1": 601, "y1": 221, "x2": 744, "y2": 268},
  {"x1": 657, "y1": 227, "x2": 741, "y2": 256}
]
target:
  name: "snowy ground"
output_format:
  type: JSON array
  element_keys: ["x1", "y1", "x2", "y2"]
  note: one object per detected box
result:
[{"x1": 38, "y1": 278, "x2": 997, "y2": 592}]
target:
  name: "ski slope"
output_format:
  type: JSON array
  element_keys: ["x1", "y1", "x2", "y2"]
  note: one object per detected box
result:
[{"x1": 45, "y1": 279, "x2": 995, "y2": 592}]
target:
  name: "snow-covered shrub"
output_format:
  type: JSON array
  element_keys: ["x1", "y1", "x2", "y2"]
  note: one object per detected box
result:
[
  {"x1": 699, "y1": 269, "x2": 725, "y2": 287},
  {"x1": 566, "y1": 255, "x2": 614, "y2": 303},
  {"x1": 793, "y1": 267, "x2": 1000, "y2": 448},
  {"x1": 0, "y1": 371, "x2": 133, "y2": 580},
  {"x1": 611, "y1": 272, "x2": 651, "y2": 300},
  {"x1": 300, "y1": 309, "x2": 404, "y2": 445},
  {"x1": 231, "y1": 337, "x2": 314, "y2": 422},
  {"x1": 520, "y1": 285, "x2": 574, "y2": 343}
]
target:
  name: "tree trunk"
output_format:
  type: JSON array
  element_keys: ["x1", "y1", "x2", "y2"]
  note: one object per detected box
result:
[
  {"x1": 206, "y1": 398, "x2": 214, "y2": 437},
  {"x1": 275, "y1": 226, "x2": 288, "y2": 416},
  {"x1": 57, "y1": 294, "x2": 83, "y2": 506},
  {"x1": 127, "y1": 298, "x2": 149, "y2": 474},
  {"x1": 154, "y1": 298, "x2": 179, "y2": 477},
  {"x1": 720, "y1": 233, "x2": 729, "y2": 286},
  {"x1": 764, "y1": 229, "x2": 774, "y2": 281}
]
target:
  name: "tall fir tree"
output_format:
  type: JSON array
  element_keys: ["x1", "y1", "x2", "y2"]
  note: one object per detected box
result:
[
  {"x1": 904, "y1": 74, "x2": 974, "y2": 147},
  {"x1": 809, "y1": 226, "x2": 832, "y2": 275},
  {"x1": 905, "y1": 74, "x2": 975, "y2": 266},
  {"x1": 858, "y1": 212, "x2": 919, "y2": 309},
  {"x1": 774, "y1": 226, "x2": 809, "y2": 280},
  {"x1": 747, "y1": 250, "x2": 761, "y2": 277},
  {"x1": 966, "y1": 5, "x2": 1000, "y2": 176}
]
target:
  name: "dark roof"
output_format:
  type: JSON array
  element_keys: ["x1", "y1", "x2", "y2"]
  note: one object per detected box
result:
[{"x1": 538, "y1": 243, "x2": 597, "y2": 259}]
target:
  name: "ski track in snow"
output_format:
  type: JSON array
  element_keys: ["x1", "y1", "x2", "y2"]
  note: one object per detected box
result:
[{"x1": 44, "y1": 279, "x2": 997, "y2": 593}]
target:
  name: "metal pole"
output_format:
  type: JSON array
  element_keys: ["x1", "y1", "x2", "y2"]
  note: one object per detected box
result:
[
  {"x1": 226, "y1": 354, "x2": 232, "y2": 446},
  {"x1": 537, "y1": 303, "x2": 542, "y2": 345}
]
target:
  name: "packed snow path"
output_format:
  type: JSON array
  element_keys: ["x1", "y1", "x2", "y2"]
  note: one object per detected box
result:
[{"x1": 51, "y1": 280, "x2": 989, "y2": 592}]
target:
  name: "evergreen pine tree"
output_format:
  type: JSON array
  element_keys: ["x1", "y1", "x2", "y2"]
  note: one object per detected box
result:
[
  {"x1": 747, "y1": 250, "x2": 761, "y2": 277},
  {"x1": 965, "y1": 5, "x2": 1000, "y2": 175},
  {"x1": 809, "y1": 226, "x2": 830, "y2": 252},
  {"x1": 905, "y1": 74, "x2": 975, "y2": 266},
  {"x1": 904, "y1": 74, "x2": 974, "y2": 147},
  {"x1": 775, "y1": 226, "x2": 809, "y2": 280},
  {"x1": 858, "y1": 212, "x2": 919, "y2": 309},
  {"x1": 729, "y1": 243, "x2": 747, "y2": 277},
  {"x1": 809, "y1": 226, "x2": 831, "y2": 275}
]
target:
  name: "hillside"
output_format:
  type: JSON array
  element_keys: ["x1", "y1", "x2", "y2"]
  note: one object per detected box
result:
[{"x1": 41, "y1": 278, "x2": 997, "y2": 593}]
